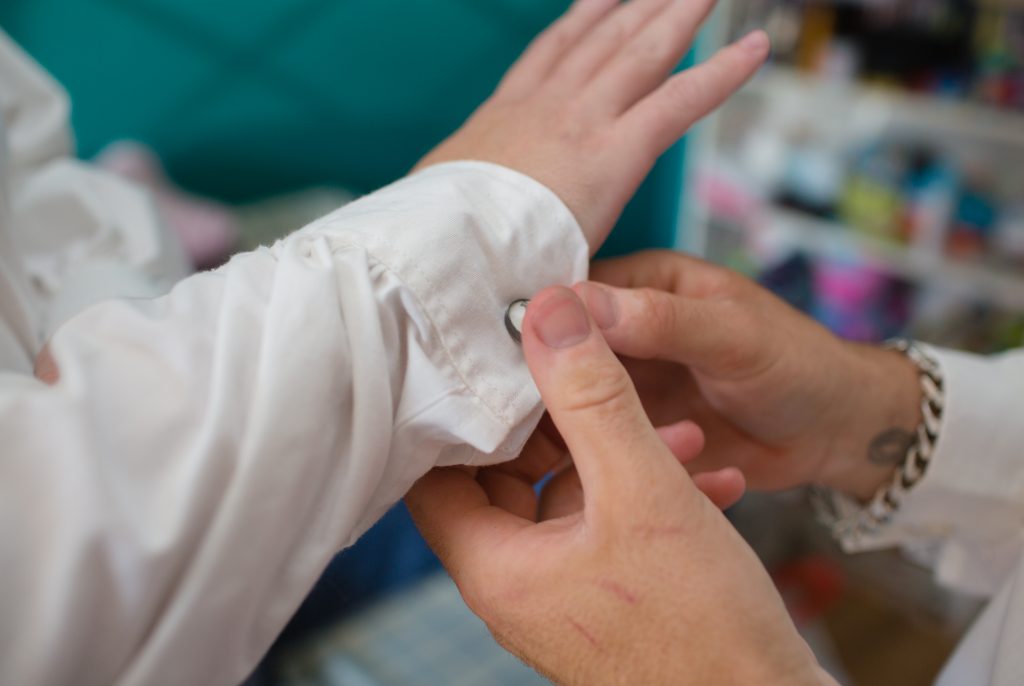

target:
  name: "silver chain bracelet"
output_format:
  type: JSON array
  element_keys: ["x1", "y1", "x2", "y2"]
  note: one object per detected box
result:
[{"x1": 811, "y1": 339, "x2": 945, "y2": 550}]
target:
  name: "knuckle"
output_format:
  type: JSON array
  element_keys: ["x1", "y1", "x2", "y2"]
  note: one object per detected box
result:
[
  {"x1": 689, "y1": 262, "x2": 740, "y2": 298},
  {"x1": 559, "y1": 363, "x2": 634, "y2": 416},
  {"x1": 664, "y1": 73, "x2": 701, "y2": 107},
  {"x1": 704, "y1": 266, "x2": 738, "y2": 293},
  {"x1": 542, "y1": 24, "x2": 573, "y2": 53},
  {"x1": 645, "y1": 248, "x2": 683, "y2": 264},
  {"x1": 636, "y1": 288, "x2": 677, "y2": 339},
  {"x1": 595, "y1": 17, "x2": 628, "y2": 47},
  {"x1": 624, "y1": 36, "x2": 672, "y2": 66},
  {"x1": 714, "y1": 297, "x2": 746, "y2": 328},
  {"x1": 626, "y1": 249, "x2": 683, "y2": 283}
]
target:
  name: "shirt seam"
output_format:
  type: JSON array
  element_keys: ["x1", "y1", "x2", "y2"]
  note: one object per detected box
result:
[{"x1": 316, "y1": 235, "x2": 521, "y2": 429}]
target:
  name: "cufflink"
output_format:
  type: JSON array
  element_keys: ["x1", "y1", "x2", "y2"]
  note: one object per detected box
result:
[{"x1": 505, "y1": 299, "x2": 529, "y2": 343}]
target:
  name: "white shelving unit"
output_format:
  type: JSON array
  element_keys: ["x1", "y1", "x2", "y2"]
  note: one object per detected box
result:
[
  {"x1": 748, "y1": 207, "x2": 1024, "y2": 312},
  {"x1": 687, "y1": 62, "x2": 1024, "y2": 313},
  {"x1": 747, "y1": 66, "x2": 1024, "y2": 150}
]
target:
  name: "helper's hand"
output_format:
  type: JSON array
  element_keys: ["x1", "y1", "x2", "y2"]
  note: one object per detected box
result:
[
  {"x1": 405, "y1": 287, "x2": 830, "y2": 686},
  {"x1": 582, "y1": 251, "x2": 923, "y2": 500},
  {"x1": 415, "y1": 0, "x2": 769, "y2": 253}
]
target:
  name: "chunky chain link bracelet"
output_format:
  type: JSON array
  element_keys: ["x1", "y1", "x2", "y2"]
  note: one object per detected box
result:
[{"x1": 811, "y1": 339, "x2": 945, "y2": 551}]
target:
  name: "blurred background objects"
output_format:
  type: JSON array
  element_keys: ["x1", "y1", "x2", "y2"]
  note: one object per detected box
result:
[
  {"x1": 4, "y1": 1, "x2": 1022, "y2": 684},
  {"x1": 693, "y1": 0, "x2": 1024, "y2": 354},
  {"x1": 686, "y1": 2, "x2": 1024, "y2": 685}
]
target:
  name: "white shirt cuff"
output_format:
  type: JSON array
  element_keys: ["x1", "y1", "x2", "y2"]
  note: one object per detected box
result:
[{"x1": 295, "y1": 160, "x2": 589, "y2": 465}]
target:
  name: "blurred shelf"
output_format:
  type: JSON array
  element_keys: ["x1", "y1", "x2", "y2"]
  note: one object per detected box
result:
[
  {"x1": 747, "y1": 65, "x2": 1024, "y2": 149},
  {"x1": 747, "y1": 206, "x2": 1024, "y2": 312}
]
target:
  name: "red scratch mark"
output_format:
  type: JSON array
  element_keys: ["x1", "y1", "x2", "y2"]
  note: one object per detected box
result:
[
  {"x1": 595, "y1": 579, "x2": 638, "y2": 605},
  {"x1": 566, "y1": 616, "x2": 603, "y2": 652}
]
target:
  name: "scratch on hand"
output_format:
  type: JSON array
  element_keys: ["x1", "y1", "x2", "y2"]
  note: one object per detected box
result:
[
  {"x1": 566, "y1": 616, "x2": 603, "y2": 652},
  {"x1": 595, "y1": 579, "x2": 638, "y2": 605}
]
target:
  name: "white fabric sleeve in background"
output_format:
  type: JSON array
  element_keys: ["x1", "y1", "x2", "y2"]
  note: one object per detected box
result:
[
  {"x1": 0, "y1": 161, "x2": 588, "y2": 686},
  {"x1": 842, "y1": 347, "x2": 1024, "y2": 685},
  {"x1": 851, "y1": 347, "x2": 1024, "y2": 597}
]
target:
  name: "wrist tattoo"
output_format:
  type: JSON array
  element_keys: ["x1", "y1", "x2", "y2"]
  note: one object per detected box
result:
[{"x1": 868, "y1": 428, "x2": 913, "y2": 466}]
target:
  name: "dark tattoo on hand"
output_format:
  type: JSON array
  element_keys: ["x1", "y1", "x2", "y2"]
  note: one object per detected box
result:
[{"x1": 868, "y1": 428, "x2": 913, "y2": 466}]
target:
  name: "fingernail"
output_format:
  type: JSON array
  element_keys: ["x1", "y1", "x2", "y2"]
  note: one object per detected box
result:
[
  {"x1": 739, "y1": 29, "x2": 770, "y2": 55},
  {"x1": 532, "y1": 289, "x2": 591, "y2": 349},
  {"x1": 576, "y1": 283, "x2": 618, "y2": 330}
]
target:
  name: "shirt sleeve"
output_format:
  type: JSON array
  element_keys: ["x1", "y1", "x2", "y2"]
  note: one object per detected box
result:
[
  {"x1": 0, "y1": 160, "x2": 588, "y2": 686},
  {"x1": 848, "y1": 347, "x2": 1024, "y2": 597}
]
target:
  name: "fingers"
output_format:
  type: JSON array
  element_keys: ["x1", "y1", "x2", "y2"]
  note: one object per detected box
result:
[
  {"x1": 587, "y1": 0, "x2": 715, "y2": 115},
  {"x1": 539, "y1": 464, "x2": 745, "y2": 517},
  {"x1": 476, "y1": 469, "x2": 536, "y2": 521},
  {"x1": 522, "y1": 287, "x2": 684, "y2": 514},
  {"x1": 621, "y1": 30, "x2": 770, "y2": 157},
  {"x1": 499, "y1": 0, "x2": 621, "y2": 98},
  {"x1": 590, "y1": 249, "x2": 734, "y2": 296},
  {"x1": 537, "y1": 467, "x2": 585, "y2": 521},
  {"x1": 656, "y1": 420, "x2": 705, "y2": 464},
  {"x1": 658, "y1": 421, "x2": 744, "y2": 508},
  {"x1": 405, "y1": 468, "x2": 528, "y2": 584},
  {"x1": 550, "y1": 0, "x2": 671, "y2": 89},
  {"x1": 574, "y1": 281, "x2": 749, "y2": 372},
  {"x1": 476, "y1": 430, "x2": 567, "y2": 521},
  {"x1": 489, "y1": 424, "x2": 569, "y2": 486},
  {"x1": 692, "y1": 468, "x2": 746, "y2": 509}
]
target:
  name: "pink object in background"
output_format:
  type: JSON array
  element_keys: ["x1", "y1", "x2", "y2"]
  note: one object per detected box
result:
[
  {"x1": 96, "y1": 141, "x2": 239, "y2": 269},
  {"x1": 813, "y1": 259, "x2": 890, "y2": 341}
]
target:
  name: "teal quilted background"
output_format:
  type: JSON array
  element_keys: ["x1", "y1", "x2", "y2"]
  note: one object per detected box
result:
[{"x1": 1, "y1": 0, "x2": 689, "y2": 255}]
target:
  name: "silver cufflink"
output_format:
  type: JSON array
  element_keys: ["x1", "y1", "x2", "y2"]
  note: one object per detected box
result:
[{"x1": 504, "y1": 299, "x2": 529, "y2": 343}]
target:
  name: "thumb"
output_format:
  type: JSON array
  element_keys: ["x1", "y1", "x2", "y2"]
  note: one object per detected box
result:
[{"x1": 522, "y1": 287, "x2": 691, "y2": 514}]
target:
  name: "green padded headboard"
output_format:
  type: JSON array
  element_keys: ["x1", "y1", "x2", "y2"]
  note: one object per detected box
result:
[{"x1": 1, "y1": 0, "x2": 688, "y2": 256}]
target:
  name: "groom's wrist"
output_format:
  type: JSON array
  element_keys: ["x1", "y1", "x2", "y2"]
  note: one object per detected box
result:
[{"x1": 818, "y1": 343, "x2": 923, "y2": 501}]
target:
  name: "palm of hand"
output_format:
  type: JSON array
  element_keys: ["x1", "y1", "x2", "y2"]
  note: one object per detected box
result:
[
  {"x1": 623, "y1": 345, "x2": 843, "y2": 492},
  {"x1": 587, "y1": 250, "x2": 858, "y2": 493}
]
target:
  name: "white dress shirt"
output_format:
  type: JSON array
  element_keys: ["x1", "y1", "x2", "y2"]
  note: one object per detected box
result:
[{"x1": 0, "y1": 33, "x2": 587, "y2": 686}]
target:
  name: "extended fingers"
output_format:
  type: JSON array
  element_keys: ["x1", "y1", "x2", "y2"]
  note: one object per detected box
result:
[
  {"x1": 590, "y1": 250, "x2": 735, "y2": 296},
  {"x1": 550, "y1": 0, "x2": 671, "y2": 89},
  {"x1": 692, "y1": 468, "x2": 746, "y2": 509},
  {"x1": 405, "y1": 468, "x2": 528, "y2": 582},
  {"x1": 499, "y1": 0, "x2": 621, "y2": 98},
  {"x1": 538, "y1": 467, "x2": 585, "y2": 521},
  {"x1": 586, "y1": 0, "x2": 716, "y2": 114},
  {"x1": 539, "y1": 463, "x2": 745, "y2": 517},
  {"x1": 574, "y1": 281, "x2": 745, "y2": 370},
  {"x1": 656, "y1": 420, "x2": 705, "y2": 464},
  {"x1": 476, "y1": 430, "x2": 568, "y2": 521},
  {"x1": 658, "y1": 422, "x2": 744, "y2": 509},
  {"x1": 621, "y1": 30, "x2": 770, "y2": 157}
]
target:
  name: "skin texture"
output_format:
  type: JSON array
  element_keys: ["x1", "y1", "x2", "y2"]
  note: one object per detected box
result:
[
  {"x1": 406, "y1": 288, "x2": 833, "y2": 686},
  {"x1": 415, "y1": 0, "x2": 771, "y2": 254},
  {"x1": 586, "y1": 250, "x2": 923, "y2": 501},
  {"x1": 405, "y1": 5, "x2": 840, "y2": 682}
]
